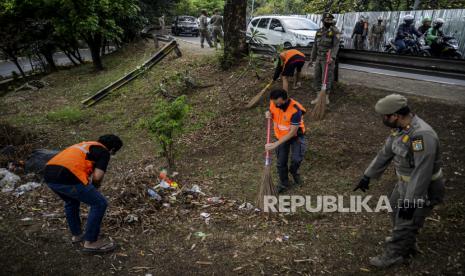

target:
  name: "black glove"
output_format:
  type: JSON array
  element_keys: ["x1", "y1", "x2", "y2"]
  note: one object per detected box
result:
[
  {"x1": 398, "y1": 205, "x2": 416, "y2": 220},
  {"x1": 353, "y1": 175, "x2": 370, "y2": 192}
]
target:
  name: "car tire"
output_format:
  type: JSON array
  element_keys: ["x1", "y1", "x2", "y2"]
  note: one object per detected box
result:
[{"x1": 283, "y1": 42, "x2": 293, "y2": 48}]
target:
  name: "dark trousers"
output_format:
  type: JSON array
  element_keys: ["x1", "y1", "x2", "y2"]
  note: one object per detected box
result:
[
  {"x1": 275, "y1": 136, "x2": 306, "y2": 187},
  {"x1": 47, "y1": 182, "x2": 108, "y2": 242},
  {"x1": 385, "y1": 178, "x2": 444, "y2": 257}
]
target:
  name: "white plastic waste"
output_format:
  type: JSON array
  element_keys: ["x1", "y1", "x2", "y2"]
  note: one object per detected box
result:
[
  {"x1": 0, "y1": 168, "x2": 21, "y2": 193},
  {"x1": 14, "y1": 182, "x2": 41, "y2": 196}
]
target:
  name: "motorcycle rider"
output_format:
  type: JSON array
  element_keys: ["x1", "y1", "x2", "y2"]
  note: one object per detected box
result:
[
  {"x1": 426, "y1": 18, "x2": 445, "y2": 55},
  {"x1": 395, "y1": 14, "x2": 422, "y2": 54},
  {"x1": 418, "y1": 17, "x2": 432, "y2": 35}
]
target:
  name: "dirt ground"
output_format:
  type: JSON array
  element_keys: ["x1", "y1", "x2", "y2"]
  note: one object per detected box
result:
[{"x1": 0, "y1": 40, "x2": 464, "y2": 275}]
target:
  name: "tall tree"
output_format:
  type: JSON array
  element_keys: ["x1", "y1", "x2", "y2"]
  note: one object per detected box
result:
[
  {"x1": 0, "y1": 2, "x2": 28, "y2": 78},
  {"x1": 56, "y1": 0, "x2": 141, "y2": 70},
  {"x1": 223, "y1": 0, "x2": 247, "y2": 68}
]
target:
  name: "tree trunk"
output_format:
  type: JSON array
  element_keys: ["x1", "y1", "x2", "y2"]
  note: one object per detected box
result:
[
  {"x1": 64, "y1": 51, "x2": 78, "y2": 66},
  {"x1": 11, "y1": 57, "x2": 26, "y2": 78},
  {"x1": 41, "y1": 51, "x2": 57, "y2": 72},
  {"x1": 101, "y1": 39, "x2": 107, "y2": 56},
  {"x1": 70, "y1": 49, "x2": 84, "y2": 64},
  {"x1": 223, "y1": 0, "x2": 248, "y2": 68},
  {"x1": 86, "y1": 34, "x2": 104, "y2": 70}
]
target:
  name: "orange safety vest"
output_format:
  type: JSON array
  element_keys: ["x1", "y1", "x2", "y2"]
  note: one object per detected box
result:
[
  {"x1": 46, "y1": 141, "x2": 107, "y2": 185},
  {"x1": 280, "y1": 49, "x2": 305, "y2": 66},
  {"x1": 270, "y1": 99, "x2": 306, "y2": 140}
]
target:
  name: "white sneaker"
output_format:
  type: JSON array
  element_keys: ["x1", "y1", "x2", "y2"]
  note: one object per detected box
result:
[
  {"x1": 311, "y1": 97, "x2": 319, "y2": 104},
  {"x1": 293, "y1": 82, "x2": 302, "y2": 89},
  {"x1": 326, "y1": 95, "x2": 330, "y2": 105}
]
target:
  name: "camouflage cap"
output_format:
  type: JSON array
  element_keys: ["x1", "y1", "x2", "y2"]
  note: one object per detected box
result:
[
  {"x1": 375, "y1": 94, "x2": 408, "y2": 115},
  {"x1": 322, "y1": 12, "x2": 334, "y2": 20}
]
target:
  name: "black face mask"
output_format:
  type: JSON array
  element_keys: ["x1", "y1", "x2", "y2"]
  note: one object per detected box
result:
[
  {"x1": 323, "y1": 22, "x2": 332, "y2": 28},
  {"x1": 382, "y1": 117, "x2": 398, "y2": 128}
]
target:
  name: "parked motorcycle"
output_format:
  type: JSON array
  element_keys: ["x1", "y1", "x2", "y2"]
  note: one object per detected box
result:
[{"x1": 428, "y1": 35, "x2": 463, "y2": 59}]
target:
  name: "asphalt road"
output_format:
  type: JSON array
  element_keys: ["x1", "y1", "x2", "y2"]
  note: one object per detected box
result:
[{"x1": 0, "y1": 49, "x2": 96, "y2": 78}]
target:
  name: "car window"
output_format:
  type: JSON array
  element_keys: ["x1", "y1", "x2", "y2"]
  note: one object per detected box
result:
[
  {"x1": 282, "y1": 18, "x2": 319, "y2": 30},
  {"x1": 251, "y1": 18, "x2": 259, "y2": 27},
  {"x1": 269, "y1": 19, "x2": 283, "y2": 30},
  {"x1": 257, "y1": 18, "x2": 270, "y2": 29}
]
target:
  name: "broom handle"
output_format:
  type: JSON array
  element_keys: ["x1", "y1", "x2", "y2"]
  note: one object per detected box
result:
[
  {"x1": 321, "y1": 50, "x2": 331, "y2": 91},
  {"x1": 265, "y1": 117, "x2": 271, "y2": 165}
]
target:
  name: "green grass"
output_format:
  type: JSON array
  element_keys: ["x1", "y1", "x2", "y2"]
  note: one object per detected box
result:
[{"x1": 46, "y1": 106, "x2": 86, "y2": 124}]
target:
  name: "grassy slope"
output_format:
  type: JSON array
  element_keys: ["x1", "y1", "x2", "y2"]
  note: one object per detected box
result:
[{"x1": 1, "y1": 40, "x2": 464, "y2": 275}]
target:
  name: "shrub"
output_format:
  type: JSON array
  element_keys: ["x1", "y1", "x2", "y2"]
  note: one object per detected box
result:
[{"x1": 147, "y1": 95, "x2": 190, "y2": 169}]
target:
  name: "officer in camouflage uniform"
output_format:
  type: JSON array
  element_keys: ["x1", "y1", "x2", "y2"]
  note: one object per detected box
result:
[
  {"x1": 210, "y1": 9, "x2": 224, "y2": 49},
  {"x1": 199, "y1": 10, "x2": 213, "y2": 48},
  {"x1": 369, "y1": 17, "x2": 386, "y2": 51},
  {"x1": 354, "y1": 94, "x2": 445, "y2": 268},
  {"x1": 310, "y1": 12, "x2": 341, "y2": 105}
]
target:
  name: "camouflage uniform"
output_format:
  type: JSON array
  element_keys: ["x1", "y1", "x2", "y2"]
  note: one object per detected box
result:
[
  {"x1": 199, "y1": 14, "x2": 212, "y2": 48},
  {"x1": 310, "y1": 19, "x2": 340, "y2": 96},
  {"x1": 370, "y1": 23, "x2": 386, "y2": 51},
  {"x1": 363, "y1": 94, "x2": 445, "y2": 267},
  {"x1": 210, "y1": 14, "x2": 223, "y2": 48}
]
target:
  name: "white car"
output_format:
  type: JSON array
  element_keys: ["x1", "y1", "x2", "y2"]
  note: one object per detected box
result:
[{"x1": 247, "y1": 16, "x2": 319, "y2": 47}]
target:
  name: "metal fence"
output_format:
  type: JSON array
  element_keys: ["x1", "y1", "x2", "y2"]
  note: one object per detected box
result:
[{"x1": 301, "y1": 9, "x2": 465, "y2": 54}]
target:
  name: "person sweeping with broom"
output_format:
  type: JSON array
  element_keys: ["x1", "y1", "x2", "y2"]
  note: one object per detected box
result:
[
  {"x1": 265, "y1": 89, "x2": 307, "y2": 193},
  {"x1": 309, "y1": 12, "x2": 341, "y2": 106}
]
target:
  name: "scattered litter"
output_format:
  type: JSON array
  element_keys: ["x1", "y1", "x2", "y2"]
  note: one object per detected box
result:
[
  {"x1": 20, "y1": 217, "x2": 33, "y2": 221},
  {"x1": 207, "y1": 197, "x2": 224, "y2": 204},
  {"x1": 162, "y1": 203, "x2": 171, "y2": 208},
  {"x1": 42, "y1": 213, "x2": 64, "y2": 219},
  {"x1": 238, "y1": 202, "x2": 254, "y2": 211},
  {"x1": 156, "y1": 169, "x2": 178, "y2": 189},
  {"x1": 0, "y1": 168, "x2": 21, "y2": 192},
  {"x1": 454, "y1": 171, "x2": 462, "y2": 176},
  {"x1": 188, "y1": 185, "x2": 205, "y2": 195},
  {"x1": 195, "y1": 261, "x2": 212, "y2": 265},
  {"x1": 194, "y1": 232, "x2": 207, "y2": 238},
  {"x1": 147, "y1": 188, "x2": 162, "y2": 201},
  {"x1": 125, "y1": 214, "x2": 139, "y2": 223},
  {"x1": 13, "y1": 182, "x2": 41, "y2": 196},
  {"x1": 200, "y1": 212, "x2": 210, "y2": 218},
  {"x1": 360, "y1": 267, "x2": 371, "y2": 272},
  {"x1": 200, "y1": 212, "x2": 211, "y2": 224},
  {"x1": 294, "y1": 258, "x2": 315, "y2": 263},
  {"x1": 144, "y1": 165, "x2": 154, "y2": 172},
  {"x1": 276, "y1": 235, "x2": 289, "y2": 242}
]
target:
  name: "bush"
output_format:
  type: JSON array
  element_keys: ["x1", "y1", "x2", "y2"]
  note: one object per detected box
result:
[
  {"x1": 147, "y1": 96, "x2": 190, "y2": 169},
  {"x1": 46, "y1": 106, "x2": 84, "y2": 123}
]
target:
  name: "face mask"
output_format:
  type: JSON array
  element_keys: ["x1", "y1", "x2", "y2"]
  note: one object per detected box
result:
[
  {"x1": 382, "y1": 116, "x2": 398, "y2": 128},
  {"x1": 323, "y1": 22, "x2": 332, "y2": 28}
]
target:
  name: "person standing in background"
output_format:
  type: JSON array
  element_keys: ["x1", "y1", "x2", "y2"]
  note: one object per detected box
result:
[{"x1": 369, "y1": 17, "x2": 386, "y2": 51}]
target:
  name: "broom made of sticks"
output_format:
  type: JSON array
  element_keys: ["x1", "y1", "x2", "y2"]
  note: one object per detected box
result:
[
  {"x1": 311, "y1": 50, "x2": 332, "y2": 121},
  {"x1": 256, "y1": 116, "x2": 278, "y2": 212},
  {"x1": 246, "y1": 80, "x2": 273, "y2": 109}
]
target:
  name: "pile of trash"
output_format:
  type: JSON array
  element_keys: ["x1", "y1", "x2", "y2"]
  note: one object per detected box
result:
[
  {"x1": 0, "y1": 168, "x2": 42, "y2": 196},
  {"x1": 146, "y1": 169, "x2": 207, "y2": 208}
]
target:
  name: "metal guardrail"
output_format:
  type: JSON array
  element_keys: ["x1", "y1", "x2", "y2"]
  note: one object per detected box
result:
[
  {"x1": 338, "y1": 49, "x2": 465, "y2": 78},
  {"x1": 250, "y1": 44, "x2": 465, "y2": 80},
  {"x1": 81, "y1": 40, "x2": 182, "y2": 107}
]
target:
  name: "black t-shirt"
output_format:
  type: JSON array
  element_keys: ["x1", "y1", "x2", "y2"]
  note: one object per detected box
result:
[{"x1": 44, "y1": 145, "x2": 110, "y2": 185}]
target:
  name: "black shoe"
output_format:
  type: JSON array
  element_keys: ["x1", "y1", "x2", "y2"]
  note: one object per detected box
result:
[
  {"x1": 277, "y1": 184, "x2": 289, "y2": 193},
  {"x1": 292, "y1": 174, "x2": 302, "y2": 186}
]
